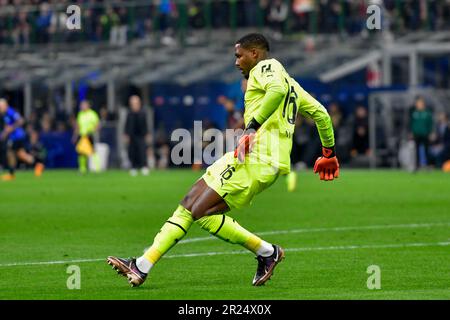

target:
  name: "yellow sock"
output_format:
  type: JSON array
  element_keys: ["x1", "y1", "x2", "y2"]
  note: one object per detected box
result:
[
  {"x1": 287, "y1": 171, "x2": 297, "y2": 192},
  {"x1": 91, "y1": 153, "x2": 101, "y2": 172},
  {"x1": 142, "y1": 205, "x2": 193, "y2": 266},
  {"x1": 196, "y1": 214, "x2": 271, "y2": 255},
  {"x1": 78, "y1": 155, "x2": 87, "y2": 173}
]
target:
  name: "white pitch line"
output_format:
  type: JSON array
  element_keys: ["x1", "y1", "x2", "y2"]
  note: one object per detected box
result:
[
  {"x1": 0, "y1": 241, "x2": 449, "y2": 268},
  {"x1": 163, "y1": 241, "x2": 450, "y2": 258},
  {"x1": 179, "y1": 222, "x2": 450, "y2": 244},
  {"x1": 0, "y1": 258, "x2": 106, "y2": 267}
]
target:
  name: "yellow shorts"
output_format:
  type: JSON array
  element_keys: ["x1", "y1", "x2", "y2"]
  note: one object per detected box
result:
[{"x1": 202, "y1": 152, "x2": 280, "y2": 209}]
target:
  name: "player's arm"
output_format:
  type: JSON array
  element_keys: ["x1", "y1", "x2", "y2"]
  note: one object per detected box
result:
[
  {"x1": 250, "y1": 62, "x2": 287, "y2": 129},
  {"x1": 10, "y1": 110, "x2": 24, "y2": 131},
  {"x1": 0, "y1": 128, "x2": 8, "y2": 140},
  {"x1": 123, "y1": 113, "x2": 131, "y2": 144},
  {"x1": 2, "y1": 110, "x2": 24, "y2": 139},
  {"x1": 235, "y1": 62, "x2": 288, "y2": 161},
  {"x1": 72, "y1": 116, "x2": 80, "y2": 143},
  {"x1": 1, "y1": 125, "x2": 13, "y2": 140},
  {"x1": 297, "y1": 89, "x2": 339, "y2": 181},
  {"x1": 94, "y1": 111, "x2": 101, "y2": 132}
]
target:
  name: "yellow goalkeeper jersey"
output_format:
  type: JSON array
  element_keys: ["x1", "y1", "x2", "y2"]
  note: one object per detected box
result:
[
  {"x1": 244, "y1": 58, "x2": 335, "y2": 174},
  {"x1": 77, "y1": 109, "x2": 99, "y2": 136}
]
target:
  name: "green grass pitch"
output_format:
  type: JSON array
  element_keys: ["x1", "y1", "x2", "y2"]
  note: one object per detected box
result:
[{"x1": 0, "y1": 169, "x2": 449, "y2": 300}]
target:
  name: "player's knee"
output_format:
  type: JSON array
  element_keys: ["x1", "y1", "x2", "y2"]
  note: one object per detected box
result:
[
  {"x1": 180, "y1": 195, "x2": 194, "y2": 212},
  {"x1": 190, "y1": 203, "x2": 207, "y2": 221}
]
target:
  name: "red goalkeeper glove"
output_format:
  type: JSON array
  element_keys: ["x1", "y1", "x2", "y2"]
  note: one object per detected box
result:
[
  {"x1": 313, "y1": 146, "x2": 340, "y2": 181},
  {"x1": 234, "y1": 119, "x2": 259, "y2": 162},
  {"x1": 234, "y1": 132, "x2": 256, "y2": 162}
]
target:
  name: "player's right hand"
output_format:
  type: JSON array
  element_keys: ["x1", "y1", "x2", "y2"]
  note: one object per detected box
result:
[
  {"x1": 313, "y1": 146, "x2": 340, "y2": 181},
  {"x1": 2, "y1": 126, "x2": 13, "y2": 138},
  {"x1": 234, "y1": 132, "x2": 256, "y2": 163}
]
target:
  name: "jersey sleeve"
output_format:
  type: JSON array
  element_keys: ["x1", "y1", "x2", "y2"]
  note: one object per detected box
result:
[
  {"x1": 252, "y1": 61, "x2": 288, "y2": 125},
  {"x1": 93, "y1": 111, "x2": 100, "y2": 126},
  {"x1": 6, "y1": 108, "x2": 21, "y2": 124},
  {"x1": 11, "y1": 109, "x2": 21, "y2": 122},
  {"x1": 297, "y1": 88, "x2": 335, "y2": 148},
  {"x1": 254, "y1": 60, "x2": 286, "y2": 93}
]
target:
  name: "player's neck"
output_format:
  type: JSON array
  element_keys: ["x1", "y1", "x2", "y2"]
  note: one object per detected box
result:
[{"x1": 257, "y1": 53, "x2": 269, "y2": 63}]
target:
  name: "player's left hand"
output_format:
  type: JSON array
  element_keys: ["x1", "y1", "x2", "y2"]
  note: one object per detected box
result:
[
  {"x1": 234, "y1": 132, "x2": 256, "y2": 162},
  {"x1": 4, "y1": 126, "x2": 13, "y2": 135},
  {"x1": 1, "y1": 126, "x2": 13, "y2": 140},
  {"x1": 314, "y1": 146, "x2": 340, "y2": 181}
]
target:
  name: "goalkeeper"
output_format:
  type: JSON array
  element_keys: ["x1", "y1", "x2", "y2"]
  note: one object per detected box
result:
[{"x1": 107, "y1": 33, "x2": 339, "y2": 287}]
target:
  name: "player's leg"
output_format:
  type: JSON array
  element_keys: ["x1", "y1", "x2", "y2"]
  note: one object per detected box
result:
[
  {"x1": 75, "y1": 136, "x2": 88, "y2": 174},
  {"x1": 423, "y1": 137, "x2": 431, "y2": 167},
  {"x1": 186, "y1": 180, "x2": 284, "y2": 286},
  {"x1": 88, "y1": 135, "x2": 100, "y2": 172},
  {"x1": 287, "y1": 140, "x2": 299, "y2": 192},
  {"x1": 414, "y1": 136, "x2": 421, "y2": 170},
  {"x1": 78, "y1": 154, "x2": 88, "y2": 174},
  {"x1": 1, "y1": 147, "x2": 16, "y2": 181},
  {"x1": 107, "y1": 178, "x2": 215, "y2": 286},
  {"x1": 0, "y1": 141, "x2": 5, "y2": 172},
  {"x1": 134, "y1": 175, "x2": 280, "y2": 286},
  {"x1": 137, "y1": 137, "x2": 149, "y2": 175},
  {"x1": 128, "y1": 139, "x2": 138, "y2": 176},
  {"x1": 15, "y1": 148, "x2": 34, "y2": 164},
  {"x1": 16, "y1": 146, "x2": 45, "y2": 177},
  {"x1": 180, "y1": 178, "x2": 227, "y2": 214},
  {"x1": 3, "y1": 140, "x2": 36, "y2": 179},
  {"x1": 287, "y1": 171, "x2": 297, "y2": 192},
  {"x1": 183, "y1": 180, "x2": 271, "y2": 255},
  {"x1": 107, "y1": 153, "x2": 283, "y2": 287}
]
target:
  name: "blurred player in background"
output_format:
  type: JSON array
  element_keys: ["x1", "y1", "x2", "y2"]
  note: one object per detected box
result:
[
  {"x1": 430, "y1": 112, "x2": 450, "y2": 169},
  {"x1": 0, "y1": 109, "x2": 6, "y2": 174},
  {"x1": 124, "y1": 95, "x2": 150, "y2": 176},
  {"x1": 72, "y1": 100, "x2": 100, "y2": 174},
  {"x1": 410, "y1": 96, "x2": 433, "y2": 171},
  {"x1": 28, "y1": 130, "x2": 47, "y2": 170},
  {"x1": 0, "y1": 98, "x2": 44, "y2": 181},
  {"x1": 107, "y1": 34, "x2": 339, "y2": 287}
]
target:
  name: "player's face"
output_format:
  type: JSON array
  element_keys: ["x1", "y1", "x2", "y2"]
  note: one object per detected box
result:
[
  {"x1": 0, "y1": 101, "x2": 7, "y2": 114},
  {"x1": 129, "y1": 96, "x2": 141, "y2": 112},
  {"x1": 80, "y1": 101, "x2": 89, "y2": 111},
  {"x1": 235, "y1": 44, "x2": 257, "y2": 79},
  {"x1": 415, "y1": 99, "x2": 425, "y2": 110}
]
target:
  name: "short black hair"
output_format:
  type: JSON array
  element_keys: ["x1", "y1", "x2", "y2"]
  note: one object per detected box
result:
[{"x1": 236, "y1": 33, "x2": 270, "y2": 52}]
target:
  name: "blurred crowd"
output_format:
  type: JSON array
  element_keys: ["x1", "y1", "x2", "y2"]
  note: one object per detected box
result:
[
  {"x1": 290, "y1": 98, "x2": 450, "y2": 171},
  {"x1": 408, "y1": 96, "x2": 450, "y2": 170},
  {"x1": 215, "y1": 80, "x2": 450, "y2": 171},
  {"x1": 1, "y1": 0, "x2": 450, "y2": 47},
  {"x1": 2, "y1": 91, "x2": 450, "y2": 172},
  {"x1": 0, "y1": 96, "x2": 174, "y2": 171},
  {"x1": 290, "y1": 102, "x2": 375, "y2": 169}
]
